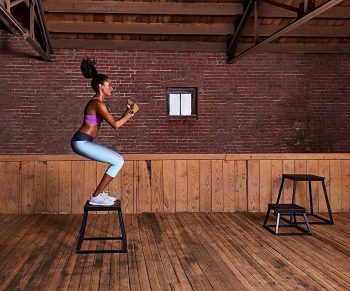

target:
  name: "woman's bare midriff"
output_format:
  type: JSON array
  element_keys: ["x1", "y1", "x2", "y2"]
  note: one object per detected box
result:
[{"x1": 78, "y1": 122, "x2": 100, "y2": 137}]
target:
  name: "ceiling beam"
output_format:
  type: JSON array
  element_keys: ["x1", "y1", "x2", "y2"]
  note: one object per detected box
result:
[
  {"x1": 259, "y1": 3, "x2": 349, "y2": 18},
  {"x1": 263, "y1": 0, "x2": 299, "y2": 12},
  {"x1": 51, "y1": 38, "x2": 350, "y2": 53},
  {"x1": 243, "y1": 23, "x2": 350, "y2": 38},
  {"x1": 227, "y1": 0, "x2": 344, "y2": 63},
  {"x1": 236, "y1": 42, "x2": 350, "y2": 53},
  {"x1": 43, "y1": 1, "x2": 243, "y2": 16},
  {"x1": 51, "y1": 39, "x2": 226, "y2": 51},
  {"x1": 47, "y1": 22, "x2": 234, "y2": 35}
]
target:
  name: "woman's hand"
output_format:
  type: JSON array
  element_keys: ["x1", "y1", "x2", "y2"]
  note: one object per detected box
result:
[
  {"x1": 126, "y1": 99, "x2": 134, "y2": 109},
  {"x1": 130, "y1": 102, "x2": 140, "y2": 113}
]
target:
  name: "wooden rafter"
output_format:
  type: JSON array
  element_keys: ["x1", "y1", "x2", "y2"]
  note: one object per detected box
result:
[
  {"x1": 227, "y1": 0, "x2": 344, "y2": 63},
  {"x1": 243, "y1": 23, "x2": 350, "y2": 38},
  {"x1": 43, "y1": 1, "x2": 243, "y2": 16},
  {"x1": 52, "y1": 39, "x2": 226, "y2": 52},
  {"x1": 236, "y1": 42, "x2": 350, "y2": 54},
  {"x1": 226, "y1": 0, "x2": 256, "y2": 62},
  {"x1": 263, "y1": 0, "x2": 299, "y2": 12},
  {"x1": 47, "y1": 22, "x2": 234, "y2": 36},
  {"x1": 0, "y1": 0, "x2": 52, "y2": 61},
  {"x1": 259, "y1": 4, "x2": 350, "y2": 18}
]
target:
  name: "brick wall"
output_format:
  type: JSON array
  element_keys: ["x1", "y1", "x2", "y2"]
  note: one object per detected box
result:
[{"x1": 1, "y1": 31, "x2": 350, "y2": 154}]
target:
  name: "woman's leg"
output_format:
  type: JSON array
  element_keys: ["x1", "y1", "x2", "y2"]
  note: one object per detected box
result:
[
  {"x1": 72, "y1": 141, "x2": 124, "y2": 196},
  {"x1": 93, "y1": 173, "x2": 113, "y2": 196}
]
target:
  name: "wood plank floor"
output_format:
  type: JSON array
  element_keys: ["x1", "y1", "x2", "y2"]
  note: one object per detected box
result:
[{"x1": 0, "y1": 212, "x2": 349, "y2": 290}]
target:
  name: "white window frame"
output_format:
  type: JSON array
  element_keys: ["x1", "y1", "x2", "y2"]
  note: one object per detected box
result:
[{"x1": 166, "y1": 88, "x2": 197, "y2": 117}]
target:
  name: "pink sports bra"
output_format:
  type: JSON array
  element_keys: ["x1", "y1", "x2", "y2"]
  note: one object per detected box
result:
[
  {"x1": 83, "y1": 96, "x2": 103, "y2": 126},
  {"x1": 84, "y1": 114, "x2": 102, "y2": 126}
]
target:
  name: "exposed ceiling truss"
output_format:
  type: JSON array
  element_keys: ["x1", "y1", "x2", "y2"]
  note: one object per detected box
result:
[
  {"x1": 1, "y1": 1, "x2": 349, "y2": 62},
  {"x1": 43, "y1": 0, "x2": 242, "y2": 52},
  {"x1": 227, "y1": 0, "x2": 345, "y2": 63},
  {"x1": 0, "y1": 0, "x2": 52, "y2": 61}
]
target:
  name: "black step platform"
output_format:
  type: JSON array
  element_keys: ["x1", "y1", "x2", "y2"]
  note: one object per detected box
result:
[
  {"x1": 276, "y1": 174, "x2": 333, "y2": 225},
  {"x1": 76, "y1": 200, "x2": 127, "y2": 254},
  {"x1": 263, "y1": 203, "x2": 312, "y2": 236}
]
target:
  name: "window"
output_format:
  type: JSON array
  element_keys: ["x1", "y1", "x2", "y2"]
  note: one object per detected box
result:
[{"x1": 167, "y1": 88, "x2": 197, "y2": 117}]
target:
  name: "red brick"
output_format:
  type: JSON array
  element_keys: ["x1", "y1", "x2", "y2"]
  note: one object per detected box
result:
[{"x1": 0, "y1": 31, "x2": 350, "y2": 154}]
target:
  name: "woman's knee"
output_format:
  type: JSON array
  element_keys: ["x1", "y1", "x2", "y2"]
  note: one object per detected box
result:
[{"x1": 111, "y1": 154, "x2": 124, "y2": 168}]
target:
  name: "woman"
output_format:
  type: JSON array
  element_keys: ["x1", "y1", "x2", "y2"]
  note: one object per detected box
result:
[{"x1": 71, "y1": 58, "x2": 139, "y2": 206}]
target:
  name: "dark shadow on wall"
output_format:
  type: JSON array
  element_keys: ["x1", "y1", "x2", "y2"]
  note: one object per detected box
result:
[{"x1": 0, "y1": 31, "x2": 43, "y2": 61}]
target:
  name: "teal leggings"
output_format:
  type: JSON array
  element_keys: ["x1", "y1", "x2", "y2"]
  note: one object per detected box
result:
[{"x1": 71, "y1": 140, "x2": 124, "y2": 177}]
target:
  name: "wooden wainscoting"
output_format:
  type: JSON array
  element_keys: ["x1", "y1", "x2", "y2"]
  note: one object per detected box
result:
[{"x1": 0, "y1": 154, "x2": 349, "y2": 214}]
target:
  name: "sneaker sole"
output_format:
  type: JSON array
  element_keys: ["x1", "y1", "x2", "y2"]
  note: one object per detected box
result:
[{"x1": 89, "y1": 201, "x2": 114, "y2": 206}]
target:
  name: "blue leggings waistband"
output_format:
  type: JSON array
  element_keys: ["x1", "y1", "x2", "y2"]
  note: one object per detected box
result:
[{"x1": 71, "y1": 132, "x2": 94, "y2": 142}]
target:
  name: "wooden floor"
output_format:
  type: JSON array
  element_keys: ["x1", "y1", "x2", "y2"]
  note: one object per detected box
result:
[{"x1": 0, "y1": 212, "x2": 349, "y2": 291}]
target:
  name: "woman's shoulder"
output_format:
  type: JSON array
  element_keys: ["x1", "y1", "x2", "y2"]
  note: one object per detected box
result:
[{"x1": 85, "y1": 98, "x2": 100, "y2": 112}]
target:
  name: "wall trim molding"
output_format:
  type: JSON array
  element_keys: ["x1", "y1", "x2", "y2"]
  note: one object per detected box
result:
[{"x1": 1, "y1": 153, "x2": 350, "y2": 161}]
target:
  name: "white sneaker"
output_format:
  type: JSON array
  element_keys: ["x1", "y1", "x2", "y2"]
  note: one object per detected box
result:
[
  {"x1": 89, "y1": 193, "x2": 114, "y2": 206},
  {"x1": 101, "y1": 191, "x2": 117, "y2": 202}
]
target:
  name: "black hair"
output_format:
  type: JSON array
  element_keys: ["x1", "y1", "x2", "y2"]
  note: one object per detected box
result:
[{"x1": 80, "y1": 57, "x2": 109, "y2": 93}]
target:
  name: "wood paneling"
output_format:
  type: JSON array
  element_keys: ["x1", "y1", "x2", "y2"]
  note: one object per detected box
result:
[
  {"x1": 151, "y1": 161, "x2": 163, "y2": 213},
  {"x1": 46, "y1": 161, "x2": 59, "y2": 213},
  {"x1": 236, "y1": 160, "x2": 247, "y2": 211},
  {"x1": 211, "y1": 160, "x2": 224, "y2": 212},
  {"x1": 0, "y1": 154, "x2": 350, "y2": 214},
  {"x1": 21, "y1": 162, "x2": 35, "y2": 214},
  {"x1": 163, "y1": 160, "x2": 176, "y2": 213},
  {"x1": 0, "y1": 162, "x2": 6, "y2": 213},
  {"x1": 71, "y1": 161, "x2": 85, "y2": 214},
  {"x1": 34, "y1": 161, "x2": 47, "y2": 213},
  {"x1": 121, "y1": 161, "x2": 134, "y2": 214},
  {"x1": 248, "y1": 160, "x2": 259, "y2": 212},
  {"x1": 138, "y1": 161, "x2": 151, "y2": 213},
  {"x1": 175, "y1": 160, "x2": 187, "y2": 212},
  {"x1": 187, "y1": 160, "x2": 200, "y2": 212},
  {"x1": 199, "y1": 160, "x2": 211, "y2": 212},
  {"x1": 6, "y1": 162, "x2": 21, "y2": 214},
  {"x1": 259, "y1": 160, "x2": 271, "y2": 212},
  {"x1": 58, "y1": 161, "x2": 72, "y2": 214},
  {"x1": 341, "y1": 160, "x2": 350, "y2": 212},
  {"x1": 223, "y1": 161, "x2": 235, "y2": 212},
  {"x1": 330, "y1": 160, "x2": 342, "y2": 212},
  {"x1": 271, "y1": 160, "x2": 282, "y2": 205}
]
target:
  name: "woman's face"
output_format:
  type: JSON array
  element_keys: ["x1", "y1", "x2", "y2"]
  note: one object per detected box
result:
[{"x1": 100, "y1": 79, "x2": 113, "y2": 96}]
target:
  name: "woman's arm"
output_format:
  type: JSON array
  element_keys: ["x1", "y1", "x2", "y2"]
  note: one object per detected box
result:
[{"x1": 96, "y1": 102, "x2": 135, "y2": 129}]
